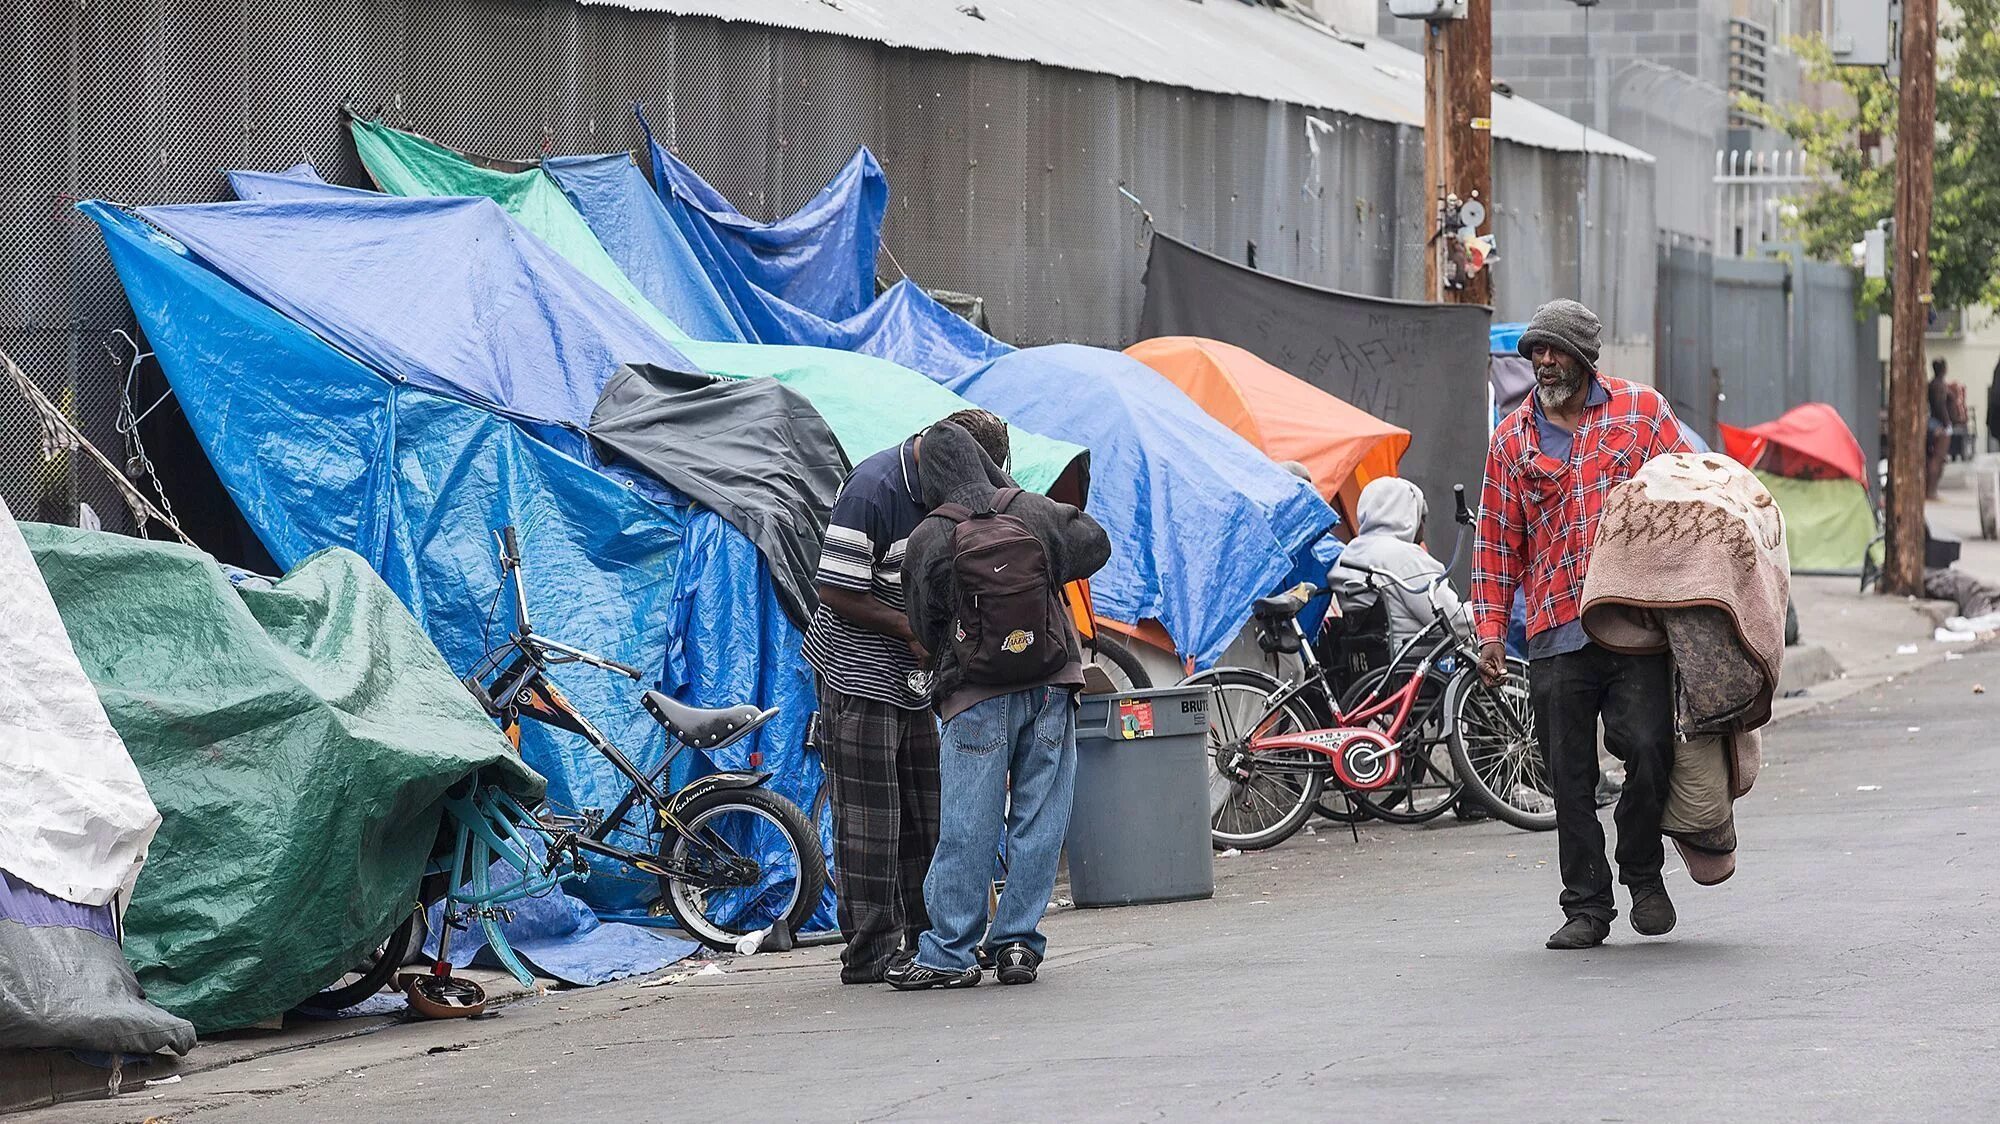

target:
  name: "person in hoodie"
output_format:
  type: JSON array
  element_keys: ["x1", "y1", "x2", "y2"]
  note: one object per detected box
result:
[
  {"x1": 885, "y1": 420, "x2": 1111, "y2": 990},
  {"x1": 1330, "y1": 477, "x2": 1469, "y2": 646}
]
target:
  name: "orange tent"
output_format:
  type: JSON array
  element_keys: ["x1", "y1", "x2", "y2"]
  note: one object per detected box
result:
[
  {"x1": 1719, "y1": 402, "x2": 1869, "y2": 484},
  {"x1": 1124, "y1": 337, "x2": 1410, "y2": 515}
]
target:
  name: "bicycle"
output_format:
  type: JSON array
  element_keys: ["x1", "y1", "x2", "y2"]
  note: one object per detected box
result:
[
  {"x1": 1188, "y1": 486, "x2": 1554, "y2": 850},
  {"x1": 305, "y1": 526, "x2": 826, "y2": 1015}
]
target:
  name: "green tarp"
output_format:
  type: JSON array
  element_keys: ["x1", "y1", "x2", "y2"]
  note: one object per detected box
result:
[
  {"x1": 1757, "y1": 470, "x2": 1876, "y2": 575},
  {"x1": 674, "y1": 339, "x2": 1086, "y2": 495},
  {"x1": 350, "y1": 118, "x2": 689, "y2": 343},
  {"x1": 24, "y1": 525, "x2": 538, "y2": 1033}
]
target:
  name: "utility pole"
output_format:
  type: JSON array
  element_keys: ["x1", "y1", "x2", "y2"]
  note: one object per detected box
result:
[
  {"x1": 1884, "y1": 0, "x2": 1937, "y2": 596},
  {"x1": 1417, "y1": 0, "x2": 1493, "y2": 305}
]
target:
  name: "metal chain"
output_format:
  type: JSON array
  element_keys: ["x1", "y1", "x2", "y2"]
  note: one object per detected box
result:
[
  {"x1": 106, "y1": 331, "x2": 184, "y2": 536},
  {"x1": 0, "y1": 342, "x2": 195, "y2": 547}
]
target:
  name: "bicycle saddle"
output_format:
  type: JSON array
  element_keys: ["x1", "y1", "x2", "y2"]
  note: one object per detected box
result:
[
  {"x1": 642, "y1": 691, "x2": 773, "y2": 751},
  {"x1": 1252, "y1": 593, "x2": 1304, "y2": 619}
]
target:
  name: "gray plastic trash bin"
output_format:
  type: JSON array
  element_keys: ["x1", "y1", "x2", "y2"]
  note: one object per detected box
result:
[{"x1": 1066, "y1": 685, "x2": 1215, "y2": 908}]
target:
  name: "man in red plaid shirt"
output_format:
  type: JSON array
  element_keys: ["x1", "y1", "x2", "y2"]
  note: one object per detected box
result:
[{"x1": 1472, "y1": 298, "x2": 1697, "y2": 951}]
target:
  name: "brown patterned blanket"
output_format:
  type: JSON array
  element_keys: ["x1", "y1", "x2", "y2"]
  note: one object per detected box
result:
[{"x1": 1580, "y1": 452, "x2": 1790, "y2": 884}]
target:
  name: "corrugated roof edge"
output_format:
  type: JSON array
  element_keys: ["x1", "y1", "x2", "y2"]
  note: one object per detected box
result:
[{"x1": 580, "y1": 0, "x2": 1652, "y2": 163}]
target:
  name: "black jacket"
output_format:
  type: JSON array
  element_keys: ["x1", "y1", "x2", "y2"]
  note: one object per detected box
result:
[{"x1": 902, "y1": 421, "x2": 1111, "y2": 718}]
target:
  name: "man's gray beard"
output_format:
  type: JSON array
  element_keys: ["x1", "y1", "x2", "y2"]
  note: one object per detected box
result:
[{"x1": 1535, "y1": 366, "x2": 1585, "y2": 411}]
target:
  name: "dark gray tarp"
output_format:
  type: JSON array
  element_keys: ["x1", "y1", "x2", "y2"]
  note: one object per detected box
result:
[
  {"x1": 1136, "y1": 234, "x2": 1491, "y2": 561},
  {"x1": 588, "y1": 365, "x2": 850, "y2": 627},
  {"x1": 0, "y1": 872, "x2": 194, "y2": 1055}
]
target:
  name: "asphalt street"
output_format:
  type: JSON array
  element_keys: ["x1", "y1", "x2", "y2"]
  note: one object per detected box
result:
[{"x1": 50, "y1": 646, "x2": 2000, "y2": 1123}]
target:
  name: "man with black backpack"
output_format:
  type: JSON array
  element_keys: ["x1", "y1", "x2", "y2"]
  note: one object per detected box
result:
[{"x1": 886, "y1": 419, "x2": 1110, "y2": 990}]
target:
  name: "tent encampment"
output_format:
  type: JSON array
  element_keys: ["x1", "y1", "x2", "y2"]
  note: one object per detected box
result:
[
  {"x1": 1125, "y1": 336, "x2": 1409, "y2": 515},
  {"x1": 87, "y1": 201, "x2": 823, "y2": 934},
  {"x1": 1723, "y1": 403, "x2": 1875, "y2": 575}
]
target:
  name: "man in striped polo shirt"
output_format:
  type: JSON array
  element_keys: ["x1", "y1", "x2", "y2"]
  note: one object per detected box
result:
[{"x1": 804, "y1": 409, "x2": 1014, "y2": 984}]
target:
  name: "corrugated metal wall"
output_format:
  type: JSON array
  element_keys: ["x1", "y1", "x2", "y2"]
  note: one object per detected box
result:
[{"x1": 0, "y1": 0, "x2": 1655, "y2": 534}]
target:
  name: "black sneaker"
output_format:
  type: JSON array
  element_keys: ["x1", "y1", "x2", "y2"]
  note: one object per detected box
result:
[
  {"x1": 1629, "y1": 884, "x2": 1677, "y2": 936},
  {"x1": 993, "y1": 943, "x2": 1042, "y2": 985},
  {"x1": 884, "y1": 955, "x2": 980, "y2": 991},
  {"x1": 974, "y1": 946, "x2": 995, "y2": 972},
  {"x1": 1545, "y1": 915, "x2": 1611, "y2": 950}
]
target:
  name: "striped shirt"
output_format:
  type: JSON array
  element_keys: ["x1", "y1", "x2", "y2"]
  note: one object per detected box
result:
[{"x1": 802, "y1": 438, "x2": 930, "y2": 709}]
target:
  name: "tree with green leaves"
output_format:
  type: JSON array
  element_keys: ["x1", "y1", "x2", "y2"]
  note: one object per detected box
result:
[{"x1": 1756, "y1": 1, "x2": 2000, "y2": 312}]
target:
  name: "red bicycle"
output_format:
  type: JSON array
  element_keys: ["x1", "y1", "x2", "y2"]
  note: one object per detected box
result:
[{"x1": 1189, "y1": 486, "x2": 1550, "y2": 850}]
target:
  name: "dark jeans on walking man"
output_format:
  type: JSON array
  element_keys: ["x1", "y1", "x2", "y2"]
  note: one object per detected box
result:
[{"x1": 1529, "y1": 644, "x2": 1675, "y2": 921}]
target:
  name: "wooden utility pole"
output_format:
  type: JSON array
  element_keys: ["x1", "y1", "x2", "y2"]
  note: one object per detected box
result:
[
  {"x1": 1884, "y1": 0, "x2": 1938, "y2": 596},
  {"x1": 1422, "y1": 0, "x2": 1493, "y2": 305}
]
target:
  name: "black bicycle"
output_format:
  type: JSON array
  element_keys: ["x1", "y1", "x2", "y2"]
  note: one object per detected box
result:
[{"x1": 306, "y1": 526, "x2": 829, "y2": 1012}]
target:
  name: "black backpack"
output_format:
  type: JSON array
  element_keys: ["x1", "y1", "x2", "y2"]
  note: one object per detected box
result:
[{"x1": 934, "y1": 489, "x2": 1070, "y2": 685}]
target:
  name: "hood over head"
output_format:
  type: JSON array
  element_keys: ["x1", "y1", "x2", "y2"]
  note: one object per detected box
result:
[
  {"x1": 1354, "y1": 477, "x2": 1426, "y2": 543},
  {"x1": 919, "y1": 419, "x2": 1013, "y2": 511}
]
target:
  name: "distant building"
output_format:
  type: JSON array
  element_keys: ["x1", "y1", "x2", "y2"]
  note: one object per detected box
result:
[{"x1": 1375, "y1": 0, "x2": 1822, "y2": 247}]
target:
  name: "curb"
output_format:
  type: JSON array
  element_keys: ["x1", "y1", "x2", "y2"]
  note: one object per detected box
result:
[{"x1": 0, "y1": 969, "x2": 546, "y2": 1118}]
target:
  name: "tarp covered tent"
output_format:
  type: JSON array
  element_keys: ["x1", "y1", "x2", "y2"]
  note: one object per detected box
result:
[
  {"x1": 26, "y1": 522, "x2": 541, "y2": 1033},
  {"x1": 139, "y1": 194, "x2": 690, "y2": 459},
  {"x1": 88, "y1": 204, "x2": 825, "y2": 935},
  {"x1": 0, "y1": 499, "x2": 193, "y2": 1055},
  {"x1": 942, "y1": 344, "x2": 1337, "y2": 667},
  {"x1": 323, "y1": 139, "x2": 1084, "y2": 493},
  {"x1": 588, "y1": 134, "x2": 1328, "y2": 661},
  {"x1": 620, "y1": 119, "x2": 1010, "y2": 378},
  {"x1": 349, "y1": 117, "x2": 689, "y2": 343},
  {"x1": 1723, "y1": 403, "x2": 1875, "y2": 575},
  {"x1": 1124, "y1": 336, "x2": 1409, "y2": 514}
]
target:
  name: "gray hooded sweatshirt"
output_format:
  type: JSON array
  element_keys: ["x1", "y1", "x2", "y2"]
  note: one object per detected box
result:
[
  {"x1": 1330, "y1": 477, "x2": 1469, "y2": 645},
  {"x1": 903, "y1": 421, "x2": 1112, "y2": 720}
]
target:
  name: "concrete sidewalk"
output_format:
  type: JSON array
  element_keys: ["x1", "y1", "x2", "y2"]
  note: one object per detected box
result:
[{"x1": 1772, "y1": 461, "x2": 2000, "y2": 721}]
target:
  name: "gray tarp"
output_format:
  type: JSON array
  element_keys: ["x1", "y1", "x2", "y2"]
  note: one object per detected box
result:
[
  {"x1": 587, "y1": 365, "x2": 850, "y2": 627},
  {"x1": 1136, "y1": 234, "x2": 1491, "y2": 565}
]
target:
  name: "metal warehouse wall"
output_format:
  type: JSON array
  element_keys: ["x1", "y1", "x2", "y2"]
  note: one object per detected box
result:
[{"x1": 0, "y1": 0, "x2": 1654, "y2": 535}]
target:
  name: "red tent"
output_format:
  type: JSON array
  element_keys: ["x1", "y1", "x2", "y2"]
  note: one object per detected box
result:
[{"x1": 1720, "y1": 403, "x2": 1868, "y2": 485}]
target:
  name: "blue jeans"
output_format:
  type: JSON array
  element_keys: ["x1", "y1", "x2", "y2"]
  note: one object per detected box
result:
[{"x1": 915, "y1": 687, "x2": 1078, "y2": 973}]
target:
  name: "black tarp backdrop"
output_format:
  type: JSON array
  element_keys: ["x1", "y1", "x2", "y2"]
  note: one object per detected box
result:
[
  {"x1": 588, "y1": 364, "x2": 851, "y2": 629},
  {"x1": 1136, "y1": 234, "x2": 1491, "y2": 574}
]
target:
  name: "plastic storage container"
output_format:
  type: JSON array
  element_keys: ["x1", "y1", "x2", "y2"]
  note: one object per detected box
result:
[{"x1": 1065, "y1": 684, "x2": 1216, "y2": 908}]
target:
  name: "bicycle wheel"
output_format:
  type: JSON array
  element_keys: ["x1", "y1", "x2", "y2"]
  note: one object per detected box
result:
[
  {"x1": 1088, "y1": 634, "x2": 1154, "y2": 691},
  {"x1": 298, "y1": 904, "x2": 420, "y2": 1012},
  {"x1": 1334, "y1": 665, "x2": 1463, "y2": 825},
  {"x1": 1446, "y1": 663, "x2": 1557, "y2": 832},
  {"x1": 1198, "y1": 669, "x2": 1325, "y2": 851},
  {"x1": 660, "y1": 786, "x2": 828, "y2": 950}
]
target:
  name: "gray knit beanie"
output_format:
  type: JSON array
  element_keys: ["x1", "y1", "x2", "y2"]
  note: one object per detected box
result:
[{"x1": 1517, "y1": 298, "x2": 1602, "y2": 370}]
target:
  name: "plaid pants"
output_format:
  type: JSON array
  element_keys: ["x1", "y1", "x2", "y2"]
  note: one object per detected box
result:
[{"x1": 817, "y1": 684, "x2": 941, "y2": 980}]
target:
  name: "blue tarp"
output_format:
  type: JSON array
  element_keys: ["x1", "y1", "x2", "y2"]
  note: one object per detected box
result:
[
  {"x1": 542, "y1": 154, "x2": 746, "y2": 345},
  {"x1": 138, "y1": 195, "x2": 690, "y2": 458},
  {"x1": 1490, "y1": 321, "x2": 1528, "y2": 355},
  {"x1": 645, "y1": 123, "x2": 886, "y2": 325},
  {"x1": 90, "y1": 202, "x2": 830, "y2": 929},
  {"x1": 945, "y1": 344, "x2": 1337, "y2": 667},
  {"x1": 617, "y1": 118, "x2": 1007, "y2": 379}
]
